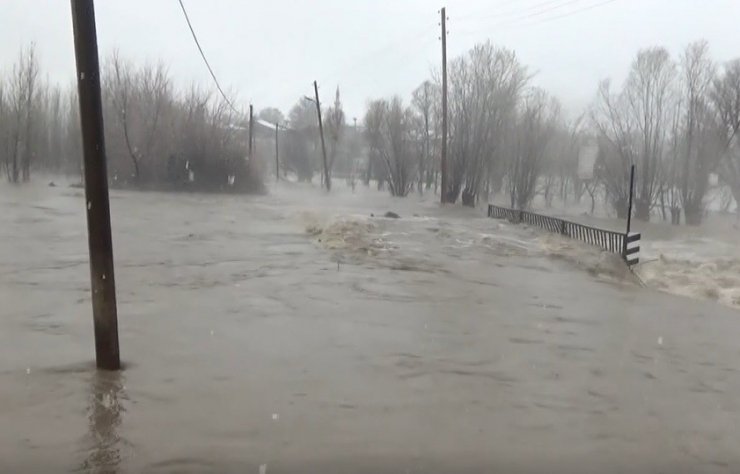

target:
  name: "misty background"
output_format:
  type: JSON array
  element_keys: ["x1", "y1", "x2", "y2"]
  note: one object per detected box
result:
[
  {"x1": 5, "y1": 2, "x2": 740, "y2": 472},
  {"x1": 4, "y1": 0, "x2": 740, "y2": 118}
]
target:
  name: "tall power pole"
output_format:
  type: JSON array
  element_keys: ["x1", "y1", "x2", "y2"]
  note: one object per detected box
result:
[
  {"x1": 313, "y1": 81, "x2": 330, "y2": 191},
  {"x1": 248, "y1": 104, "x2": 254, "y2": 159},
  {"x1": 70, "y1": 0, "x2": 120, "y2": 370},
  {"x1": 440, "y1": 7, "x2": 448, "y2": 204}
]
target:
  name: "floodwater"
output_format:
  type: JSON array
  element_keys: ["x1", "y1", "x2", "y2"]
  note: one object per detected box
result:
[
  {"x1": 521, "y1": 196, "x2": 740, "y2": 309},
  {"x1": 1, "y1": 181, "x2": 739, "y2": 473}
]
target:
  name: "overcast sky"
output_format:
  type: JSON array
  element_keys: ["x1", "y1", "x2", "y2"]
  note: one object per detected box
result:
[{"x1": 4, "y1": 0, "x2": 740, "y2": 120}]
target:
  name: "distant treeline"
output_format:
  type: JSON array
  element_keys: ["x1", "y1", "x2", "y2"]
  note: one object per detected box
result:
[{"x1": 0, "y1": 45, "x2": 263, "y2": 194}]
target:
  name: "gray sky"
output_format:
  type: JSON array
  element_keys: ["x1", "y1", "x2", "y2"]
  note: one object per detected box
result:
[{"x1": 4, "y1": 0, "x2": 740, "y2": 120}]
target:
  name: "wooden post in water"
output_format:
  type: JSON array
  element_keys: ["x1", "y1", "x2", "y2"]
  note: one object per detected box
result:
[{"x1": 71, "y1": 0, "x2": 120, "y2": 370}]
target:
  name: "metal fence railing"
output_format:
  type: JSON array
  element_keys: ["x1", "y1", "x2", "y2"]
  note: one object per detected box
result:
[{"x1": 488, "y1": 205, "x2": 640, "y2": 265}]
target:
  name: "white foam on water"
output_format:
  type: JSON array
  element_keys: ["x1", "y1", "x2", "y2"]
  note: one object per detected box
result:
[{"x1": 635, "y1": 254, "x2": 740, "y2": 309}]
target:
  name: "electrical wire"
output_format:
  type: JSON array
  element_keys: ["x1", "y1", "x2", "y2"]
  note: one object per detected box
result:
[
  {"x1": 456, "y1": 0, "x2": 580, "y2": 24},
  {"x1": 176, "y1": 0, "x2": 243, "y2": 116},
  {"x1": 456, "y1": 0, "x2": 619, "y2": 38},
  {"x1": 456, "y1": 0, "x2": 582, "y2": 35},
  {"x1": 454, "y1": 0, "x2": 530, "y2": 22},
  {"x1": 517, "y1": 0, "x2": 619, "y2": 26}
]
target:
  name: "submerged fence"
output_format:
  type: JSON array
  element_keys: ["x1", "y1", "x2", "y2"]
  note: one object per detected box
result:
[{"x1": 487, "y1": 205, "x2": 640, "y2": 265}]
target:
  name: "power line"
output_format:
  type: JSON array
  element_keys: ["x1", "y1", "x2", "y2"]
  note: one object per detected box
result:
[
  {"x1": 517, "y1": 0, "x2": 619, "y2": 26},
  {"x1": 176, "y1": 0, "x2": 243, "y2": 116},
  {"x1": 454, "y1": 0, "x2": 529, "y2": 22},
  {"x1": 457, "y1": 0, "x2": 582, "y2": 35},
  {"x1": 457, "y1": 0, "x2": 619, "y2": 38},
  {"x1": 457, "y1": 0, "x2": 580, "y2": 24}
]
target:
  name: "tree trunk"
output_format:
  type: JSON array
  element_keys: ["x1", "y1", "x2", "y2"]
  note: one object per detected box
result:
[
  {"x1": 492, "y1": 174, "x2": 503, "y2": 195},
  {"x1": 574, "y1": 179, "x2": 584, "y2": 203},
  {"x1": 22, "y1": 152, "x2": 30, "y2": 182},
  {"x1": 684, "y1": 202, "x2": 703, "y2": 226},
  {"x1": 659, "y1": 191, "x2": 667, "y2": 221},
  {"x1": 670, "y1": 207, "x2": 681, "y2": 225},
  {"x1": 11, "y1": 133, "x2": 20, "y2": 183},
  {"x1": 614, "y1": 197, "x2": 628, "y2": 219},
  {"x1": 446, "y1": 182, "x2": 461, "y2": 204},
  {"x1": 461, "y1": 188, "x2": 476, "y2": 207},
  {"x1": 363, "y1": 157, "x2": 372, "y2": 186},
  {"x1": 634, "y1": 199, "x2": 651, "y2": 221}
]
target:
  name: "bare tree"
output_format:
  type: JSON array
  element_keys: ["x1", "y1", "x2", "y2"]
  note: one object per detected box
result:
[
  {"x1": 44, "y1": 85, "x2": 64, "y2": 172},
  {"x1": 104, "y1": 53, "x2": 171, "y2": 184},
  {"x1": 2, "y1": 44, "x2": 40, "y2": 183},
  {"x1": 363, "y1": 99, "x2": 387, "y2": 188},
  {"x1": 592, "y1": 79, "x2": 641, "y2": 218},
  {"x1": 63, "y1": 87, "x2": 83, "y2": 180},
  {"x1": 105, "y1": 51, "x2": 137, "y2": 182},
  {"x1": 411, "y1": 80, "x2": 438, "y2": 194},
  {"x1": 137, "y1": 61, "x2": 172, "y2": 178},
  {"x1": 380, "y1": 97, "x2": 416, "y2": 197},
  {"x1": 593, "y1": 47, "x2": 676, "y2": 220},
  {"x1": 506, "y1": 88, "x2": 560, "y2": 209},
  {"x1": 0, "y1": 74, "x2": 8, "y2": 181},
  {"x1": 665, "y1": 92, "x2": 685, "y2": 223},
  {"x1": 0, "y1": 46, "x2": 261, "y2": 192},
  {"x1": 712, "y1": 59, "x2": 740, "y2": 218},
  {"x1": 284, "y1": 97, "x2": 319, "y2": 182},
  {"x1": 446, "y1": 42, "x2": 529, "y2": 206},
  {"x1": 540, "y1": 124, "x2": 577, "y2": 208},
  {"x1": 362, "y1": 97, "x2": 416, "y2": 197},
  {"x1": 558, "y1": 115, "x2": 586, "y2": 205},
  {"x1": 673, "y1": 40, "x2": 722, "y2": 225},
  {"x1": 20, "y1": 44, "x2": 39, "y2": 182}
]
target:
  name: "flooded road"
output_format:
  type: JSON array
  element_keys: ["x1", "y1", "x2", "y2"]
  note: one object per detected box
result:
[{"x1": 1, "y1": 182, "x2": 739, "y2": 473}]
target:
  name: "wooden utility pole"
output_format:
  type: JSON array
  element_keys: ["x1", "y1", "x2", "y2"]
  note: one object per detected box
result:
[
  {"x1": 70, "y1": 0, "x2": 120, "y2": 370},
  {"x1": 313, "y1": 80, "x2": 330, "y2": 191},
  {"x1": 626, "y1": 164, "x2": 635, "y2": 235},
  {"x1": 275, "y1": 122, "x2": 279, "y2": 182},
  {"x1": 623, "y1": 164, "x2": 636, "y2": 259},
  {"x1": 248, "y1": 104, "x2": 254, "y2": 159},
  {"x1": 440, "y1": 7, "x2": 448, "y2": 204}
]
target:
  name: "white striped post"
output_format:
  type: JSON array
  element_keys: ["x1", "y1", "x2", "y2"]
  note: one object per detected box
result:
[{"x1": 625, "y1": 232, "x2": 641, "y2": 266}]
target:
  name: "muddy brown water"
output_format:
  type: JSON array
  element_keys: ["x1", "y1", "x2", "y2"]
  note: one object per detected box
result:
[{"x1": 1, "y1": 182, "x2": 739, "y2": 473}]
